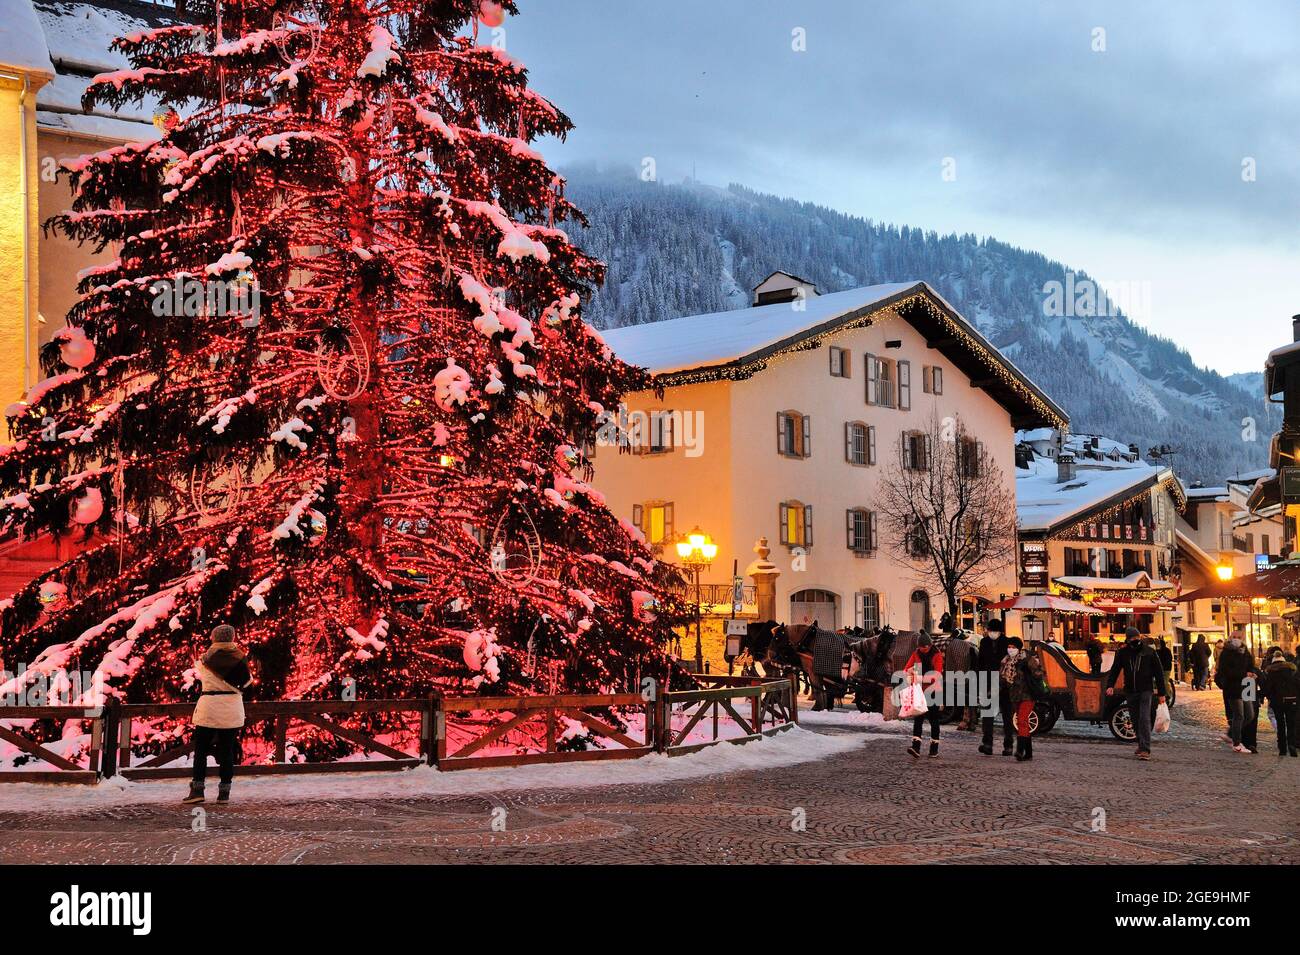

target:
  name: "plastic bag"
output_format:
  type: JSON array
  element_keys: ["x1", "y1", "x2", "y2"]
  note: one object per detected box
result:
[
  {"x1": 898, "y1": 681, "x2": 929, "y2": 719},
  {"x1": 1153, "y1": 701, "x2": 1171, "y2": 733}
]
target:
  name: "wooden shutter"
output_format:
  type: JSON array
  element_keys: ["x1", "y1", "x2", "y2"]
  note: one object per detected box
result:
[
  {"x1": 868, "y1": 426, "x2": 877, "y2": 465},
  {"x1": 898, "y1": 360, "x2": 911, "y2": 410},
  {"x1": 869, "y1": 511, "x2": 878, "y2": 552},
  {"x1": 922, "y1": 434, "x2": 932, "y2": 470},
  {"x1": 632, "y1": 504, "x2": 643, "y2": 531},
  {"x1": 779, "y1": 503, "x2": 789, "y2": 544},
  {"x1": 664, "y1": 502, "x2": 674, "y2": 541},
  {"x1": 801, "y1": 414, "x2": 811, "y2": 457},
  {"x1": 846, "y1": 509, "x2": 855, "y2": 548},
  {"x1": 901, "y1": 430, "x2": 912, "y2": 469},
  {"x1": 804, "y1": 505, "x2": 814, "y2": 546},
  {"x1": 776, "y1": 412, "x2": 785, "y2": 455},
  {"x1": 933, "y1": 367, "x2": 943, "y2": 394},
  {"x1": 922, "y1": 366, "x2": 932, "y2": 394},
  {"x1": 844, "y1": 422, "x2": 853, "y2": 462},
  {"x1": 865, "y1": 354, "x2": 877, "y2": 405}
]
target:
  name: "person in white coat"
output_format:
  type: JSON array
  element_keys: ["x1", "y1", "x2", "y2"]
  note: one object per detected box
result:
[{"x1": 183, "y1": 624, "x2": 253, "y2": 805}]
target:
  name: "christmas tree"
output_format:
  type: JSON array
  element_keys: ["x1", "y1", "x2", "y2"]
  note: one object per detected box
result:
[{"x1": 0, "y1": 0, "x2": 684, "y2": 710}]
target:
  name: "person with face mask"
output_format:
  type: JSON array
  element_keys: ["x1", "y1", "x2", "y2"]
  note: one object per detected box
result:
[
  {"x1": 1105, "y1": 626, "x2": 1168, "y2": 760},
  {"x1": 1002, "y1": 637, "x2": 1046, "y2": 761},
  {"x1": 976, "y1": 618, "x2": 1013, "y2": 756},
  {"x1": 904, "y1": 633, "x2": 945, "y2": 758}
]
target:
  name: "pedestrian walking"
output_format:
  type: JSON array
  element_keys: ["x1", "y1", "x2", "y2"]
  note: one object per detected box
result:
[
  {"x1": 1085, "y1": 636, "x2": 1104, "y2": 675},
  {"x1": 1156, "y1": 636, "x2": 1174, "y2": 686},
  {"x1": 1260, "y1": 648, "x2": 1299, "y2": 757},
  {"x1": 1105, "y1": 627, "x2": 1167, "y2": 760},
  {"x1": 904, "y1": 633, "x2": 944, "y2": 759},
  {"x1": 1215, "y1": 633, "x2": 1259, "y2": 754},
  {"x1": 183, "y1": 624, "x2": 254, "y2": 805},
  {"x1": 1002, "y1": 637, "x2": 1045, "y2": 761},
  {"x1": 1189, "y1": 634, "x2": 1211, "y2": 690},
  {"x1": 976, "y1": 619, "x2": 1013, "y2": 756}
]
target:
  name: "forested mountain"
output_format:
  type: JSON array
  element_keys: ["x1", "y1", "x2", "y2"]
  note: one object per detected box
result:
[{"x1": 565, "y1": 166, "x2": 1272, "y2": 485}]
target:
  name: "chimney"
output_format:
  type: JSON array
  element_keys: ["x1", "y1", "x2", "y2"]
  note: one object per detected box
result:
[
  {"x1": 1292, "y1": 314, "x2": 1300, "y2": 342},
  {"x1": 1057, "y1": 450, "x2": 1077, "y2": 484}
]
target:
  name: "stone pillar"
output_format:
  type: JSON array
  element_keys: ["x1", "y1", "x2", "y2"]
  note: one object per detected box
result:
[{"x1": 745, "y1": 536, "x2": 781, "y2": 622}]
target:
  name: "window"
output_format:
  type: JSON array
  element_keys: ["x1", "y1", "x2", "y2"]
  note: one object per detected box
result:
[
  {"x1": 906, "y1": 518, "x2": 930, "y2": 558},
  {"x1": 844, "y1": 421, "x2": 876, "y2": 466},
  {"x1": 865, "y1": 354, "x2": 895, "y2": 407},
  {"x1": 829, "y1": 346, "x2": 850, "y2": 378},
  {"x1": 846, "y1": 508, "x2": 878, "y2": 554},
  {"x1": 1263, "y1": 534, "x2": 1271, "y2": 555},
  {"x1": 648, "y1": 410, "x2": 674, "y2": 453},
  {"x1": 777, "y1": 411, "x2": 811, "y2": 458},
  {"x1": 897, "y1": 360, "x2": 911, "y2": 410},
  {"x1": 901, "y1": 430, "x2": 930, "y2": 470},
  {"x1": 922, "y1": 366, "x2": 944, "y2": 395},
  {"x1": 632, "y1": 501, "x2": 674, "y2": 545},
  {"x1": 959, "y1": 436, "x2": 983, "y2": 478},
  {"x1": 779, "y1": 500, "x2": 813, "y2": 547},
  {"x1": 858, "y1": 590, "x2": 880, "y2": 631}
]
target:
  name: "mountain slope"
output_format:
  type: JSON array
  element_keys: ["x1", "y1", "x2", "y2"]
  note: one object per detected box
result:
[{"x1": 566, "y1": 167, "x2": 1272, "y2": 484}]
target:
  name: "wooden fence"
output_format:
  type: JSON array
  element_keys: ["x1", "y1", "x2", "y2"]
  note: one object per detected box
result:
[{"x1": 0, "y1": 676, "x2": 798, "y2": 784}]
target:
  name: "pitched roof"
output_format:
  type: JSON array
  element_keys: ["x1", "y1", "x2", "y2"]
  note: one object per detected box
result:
[
  {"x1": 602, "y1": 280, "x2": 1067, "y2": 430},
  {"x1": 0, "y1": 0, "x2": 54, "y2": 76},
  {"x1": 1017, "y1": 453, "x2": 1179, "y2": 534}
]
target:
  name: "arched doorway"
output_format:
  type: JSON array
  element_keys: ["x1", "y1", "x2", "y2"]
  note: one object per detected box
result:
[
  {"x1": 790, "y1": 589, "x2": 839, "y2": 630},
  {"x1": 909, "y1": 589, "x2": 932, "y2": 633}
]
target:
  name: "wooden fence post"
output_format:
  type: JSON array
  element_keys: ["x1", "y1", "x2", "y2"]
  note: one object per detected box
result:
[
  {"x1": 431, "y1": 693, "x2": 445, "y2": 768},
  {"x1": 789, "y1": 671, "x2": 799, "y2": 724},
  {"x1": 98, "y1": 698, "x2": 119, "y2": 779}
]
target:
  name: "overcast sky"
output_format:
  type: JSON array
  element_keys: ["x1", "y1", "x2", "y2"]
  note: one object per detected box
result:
[{"x1": 505, "y1": 0, "x2": 1300, "y2": 376}]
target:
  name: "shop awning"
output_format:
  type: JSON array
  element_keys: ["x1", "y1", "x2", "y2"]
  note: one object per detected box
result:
[
  {"x1": 1093, "y1": 600, "x2": 1176, "y2": 614},
  {"x1": 1175, "y1": 562, "x2": 1300, "y2": 602},
  {"x1": 988, "y1": 593, "x2": 1104, "y2": 614}
]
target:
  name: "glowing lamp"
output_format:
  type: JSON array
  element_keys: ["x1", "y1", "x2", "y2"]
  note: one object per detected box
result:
[{"x1": 1215, "y1": 565, "x2": 1234, "y2": 581}]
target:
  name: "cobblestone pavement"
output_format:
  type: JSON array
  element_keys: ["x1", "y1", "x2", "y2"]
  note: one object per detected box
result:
[{"x1": 1, "y1": 686, "x2": 1295, "y2": 864}]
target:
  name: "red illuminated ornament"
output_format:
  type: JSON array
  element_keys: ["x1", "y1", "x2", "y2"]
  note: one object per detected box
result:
[{"x1": 478, "y1": 1, "x2": 506, "y2": 28}]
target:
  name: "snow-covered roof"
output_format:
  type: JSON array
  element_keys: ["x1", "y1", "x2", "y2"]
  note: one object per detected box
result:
[
  {"x1": 1017, "y1": 452, "x2": 1172, "y2": 533},
  {"x1": 603, "y1": 280, "x2": 1068, "y2": 429},
  {"x1": 1017, "y1": 427, "x2": 1055, "y2": 444},
  {"x1": 0, "y1": 0, "x2": 55, "y2": 76},
  {"x1": 1226, "y1": 468, "x2": 1274, "y2": 488},
  {"x1": 1184, "y1": 485, "x2": 1229, "y2": 502},
  {"x1": 1175, "y1": 528, "x2": 1218, "y2": 575},
  {"x1": 1054, "y1": 572, "x2": 1174, "y2": 592},
  {"x1": 31, "y1": 0, "x2": 172, "y2": 142}
]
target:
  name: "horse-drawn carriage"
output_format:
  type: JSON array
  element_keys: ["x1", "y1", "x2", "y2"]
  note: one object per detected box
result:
[
  {"x1": 1017, "y1": 641, "x2": 1174, "y2": 741},
  {"x1": 733, "y1": 621, "x2": 977, "y2": 721}
]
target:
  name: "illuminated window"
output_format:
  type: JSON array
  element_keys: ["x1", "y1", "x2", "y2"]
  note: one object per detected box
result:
[
  {"x1": 632, "y1": 501, "x2": 674, "y2": 544},
  {"x1": 779, "y1": 500, "x2": 813, "y2": 548}
]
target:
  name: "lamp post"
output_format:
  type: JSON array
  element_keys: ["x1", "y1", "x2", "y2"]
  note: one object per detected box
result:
[
  {"x1": 1216, "y1": 564, "x2": 1234, "y2": 647},
  {"x1": 676, "y1": 526, "x2": 718, "y2": 672}
]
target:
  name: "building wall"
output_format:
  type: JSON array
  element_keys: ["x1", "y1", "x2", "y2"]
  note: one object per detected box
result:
[
  {"x1": 591, "y1": 305, "x2": 1021, "y2": 631},
  {"x1": 0, "y1": 76, "x2": 45, "y2": 407}
]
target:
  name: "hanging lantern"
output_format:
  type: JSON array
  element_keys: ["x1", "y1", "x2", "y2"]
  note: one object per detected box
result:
[
  {"x1": 70, "y1": 487, "x2": 104, "y2": 525},
  {"x1": 38, "y1": 581, "x2": 67, "y2": 607},
  {"x1": 477, "y1": 1, "x2": 506, "y2": 28},
  {"x1": 57, "y1": 327, "x2": 96, "y2": 370},
  {"x1": 152, "y1": 105, "x2": 180, "y2": 134}
]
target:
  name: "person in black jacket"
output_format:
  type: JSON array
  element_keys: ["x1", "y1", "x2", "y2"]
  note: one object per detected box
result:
[
  {"x1": 1260, "y1": 649, "x2": 1299, "y2": 757},
  {"x1": 1085, "y1": 637, "x2": 1105, "y2": 675},
  {"x1": 976, "y1": 618, "x2": 1014, "y2": 756},
  {"x1": 1105, "y1": 627, "x2": 1167, "y2": 760},
  {"x1": 1189, "y1": 635, "x2": 1212, "y2": 690},
  {"x1": 1215, "y1": 635, "x2": 1259, "y2": 753}
]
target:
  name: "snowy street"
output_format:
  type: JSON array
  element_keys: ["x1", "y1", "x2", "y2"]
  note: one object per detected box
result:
[{"x1": 1, "y1": 685, "x2": 1295, "y2": 865}]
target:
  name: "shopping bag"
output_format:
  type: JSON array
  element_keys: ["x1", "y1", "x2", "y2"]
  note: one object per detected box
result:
[
  {"x1": 898, "y1": 681, "x2": 929, "y2": 719},
  {"x1": 1153, "y1": 701, "x2": 1171, "y2": 733}
]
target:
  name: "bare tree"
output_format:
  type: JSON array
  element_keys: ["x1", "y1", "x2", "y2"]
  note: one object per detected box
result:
[{"x1": 877, "y1": 414, "x2": 1017, "y2": 626}]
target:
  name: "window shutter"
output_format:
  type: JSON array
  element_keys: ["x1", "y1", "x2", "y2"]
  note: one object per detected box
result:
[
  {"x1": 802, "y1": 414, "x2": 811, "y2": 457},
  {"x1": 844, "y1": 421, "x2": 853, "y2": 462},
  {"x1": 934, "y1": 367, "x2": 943, "y2": 394},
  {"x1": 666, "y1": 413, "x2": 675, "y2": 451},
  {"x1": 901, "y1": 430, "x2": 912, "y2": 469},
  {"x1": 922, "y1": 434, "x2": 932, "y2": 470},
  {"x1": 922, "y1": 366, "x2": 931, "y2": 394},
  {"x1": 804, "y1": 505, "x2": 814, "y2": 546},
  {"x1": 846, "y1": 509, "x2": 854, "y2": 548},
  {"x1": 779, "y1": 503, "x2": 789, "y2": 544},
  {"x1": 898, "y1": 360, "x2": 911, "y2": 410},
  {"x1": 869, "y1": 511, "x2": 878, "y2": 552},
  {"x1": 868, "y1": 426, "x2": 877, "y2": 465},
  {"x1": 777, "y1": 412, "x2": 785, "y2": 454},
  {"x1": 975, "y1": 440, "x2": 984, "y2": 477},
  {"x1": 632, "y1": 504, "x2": 643, "y2": 530},
  {"x1": 865, "y1": 354, "x2": 877, "y2": 405},
  {"x1": 664, "y1": 503, "x2": 675, "y2": 541}
]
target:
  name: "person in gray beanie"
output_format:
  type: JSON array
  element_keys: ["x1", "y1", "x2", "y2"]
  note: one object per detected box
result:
[{"x1": 183, "y1": 624, "x2": 253, "y2": 804}]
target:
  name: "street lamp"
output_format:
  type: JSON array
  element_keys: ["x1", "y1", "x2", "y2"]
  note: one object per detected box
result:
[
  {"x1": 1216, "y1": 564, "x2": 1234, "y2": 646},
  {"x1": 1215, "y1": 564, "x2": 1234, "y2": 582},
  {"x1": 676, "y1": 526, "x2": 718, "y2": 672}
]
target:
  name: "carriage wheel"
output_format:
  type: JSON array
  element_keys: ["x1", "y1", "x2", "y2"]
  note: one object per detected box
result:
[{"x1": 1108, "y1": 703, "x2": 1137, "y2": 741}]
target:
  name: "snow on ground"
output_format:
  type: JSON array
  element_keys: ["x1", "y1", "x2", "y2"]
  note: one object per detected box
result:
[{"x1": 0, "y1": 725, "x2": 863, "y2": 814}]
